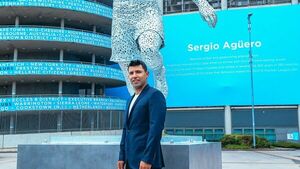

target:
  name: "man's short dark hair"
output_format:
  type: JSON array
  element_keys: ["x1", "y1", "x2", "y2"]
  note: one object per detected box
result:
[{"x1": 128, "y1": 60, "x2": 148, "y2": 72}]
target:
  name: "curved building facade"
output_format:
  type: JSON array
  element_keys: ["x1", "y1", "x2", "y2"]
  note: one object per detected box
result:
[{"x1": 0, "y1": 0, "x2": 126, "y2": 134}]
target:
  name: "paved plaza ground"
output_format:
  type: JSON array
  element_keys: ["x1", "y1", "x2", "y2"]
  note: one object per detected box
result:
[
  {"x1": 222, "y1": 150, "x2": 300, "y2": 169},
  {"x1": 0, "y1": 150, "x2": 299, "y2": 169}
]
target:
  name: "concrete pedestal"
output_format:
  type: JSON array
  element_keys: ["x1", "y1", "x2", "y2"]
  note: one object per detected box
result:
[{"x1": 17, "y1": 136, "x2": 221, "y2": 169}]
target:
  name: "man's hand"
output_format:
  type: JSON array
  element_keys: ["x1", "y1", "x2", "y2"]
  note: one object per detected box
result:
[
  {"x1": 117, "y1": 160, "x2": 125, "y2": 169},
  {"x1": 195, "y1": 0, "x2": 218, "y2": 28},
  {"x1": 139, "y1": 161, "x2": 152, "y2": 169}
]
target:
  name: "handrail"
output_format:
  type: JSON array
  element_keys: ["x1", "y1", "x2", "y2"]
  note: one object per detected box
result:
[
  {"x1": 0, "y1": 60, "x2": 124, "y2": 81},
  {"x1": 0, "y1": 94, "x2": 123, "y2": 100},
  {"x1": 84, "y1": 0, "x2": 112, "y2": 8},
  {"x1": 0, "y1": 59, "x2": 112, "y2": 67},
  {"x1": 0, "y1": 25, "x2": 111, "y2": 38},
  {"x1": 0, "y1": 0, "x2": 112, "y2": 8}
]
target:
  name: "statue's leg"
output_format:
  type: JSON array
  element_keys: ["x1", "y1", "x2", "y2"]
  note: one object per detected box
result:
[
  {"x1": 138, "y1": 31, "x2": 168, "y2": 97},
  {"x1": 118, "y1": 61, "x2": 134, "y2": 96}
]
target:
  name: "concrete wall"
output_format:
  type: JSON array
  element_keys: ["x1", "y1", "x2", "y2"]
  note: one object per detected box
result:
[
  {"x1": 232, "y1": 108, "x2": 298, "y2": 127},
  {"x1": 17, "y1": 142, "x2": 222, "y2": 169},
  {"x1": 275, "y1": 128, "x2": 299, "y2": 141},
  {"x1": 166, "y1": 108, "x2": 298, "y2": 129},
  {"x1": 0, "y1": 130, "x2": 122, "y2": 148},
  {"x1": 166, "y1": 110, "x2": 225, "y2": 128}
]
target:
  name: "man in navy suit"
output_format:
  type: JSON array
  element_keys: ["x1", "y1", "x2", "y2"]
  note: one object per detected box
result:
[{"x1": 117, "y1": 60, "x2": 166, "y2": 169}]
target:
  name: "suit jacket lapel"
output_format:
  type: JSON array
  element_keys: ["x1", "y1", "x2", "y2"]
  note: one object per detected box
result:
[{"x1": 127, "y1": 85, "x2": 149, "y2": 122}]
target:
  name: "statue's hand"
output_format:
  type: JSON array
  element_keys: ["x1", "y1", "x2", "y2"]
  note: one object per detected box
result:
[{"x1": 198, "y1": 1, "x2": 217, "y2": 28}]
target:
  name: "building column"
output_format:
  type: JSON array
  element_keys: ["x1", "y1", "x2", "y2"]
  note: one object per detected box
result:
[
  {"x1": 102, "y1": 85, "x2": 106, "y2": 96},
  {"x1": 11, "y1": 81, "x2": 16, "y2": 136},
  {"x1": 292, "y1": 0, "x2": 298, "y2": 4},
  {"x1": 109, "y1": 111, "x2": 113, "y2": 129},
  {"x1": 10, "y1": 81, "x2": 17, "y2": 134},
  {"x1": 13, "y1": 48, "x2": 18, "y2": 61},
  {"x1": 15, "y1": 16, "x2": 19, "y2": 26},
  {"x1": 96, "y1": 111, "x2": 99, "y2": 129},
  {"x1": 59, "y1": 49, "x2": 64, "y2": 62},
  {"x1": 90, "y1": 112, "x2": 95, "y2": 131},
  {"x1": 58, "y1": 81, "x2": 63, "y2": 96},
  {"x1": 80, "y1": 111, "x2": 83, "y2": 131},
  {"x1": 57, "y1": 111, "x2": 63, "y2": 132},
  {"x1": 224, "y1": 106, "x2": 232, "y2": 134},
  {"x1": 91, "y1": 83, "x2": 95, "y2": 96},
  {"x1": 38, "y1": 111, "x2": 41, "y2": 133},
  {"x1": 119, "y1": 111, "x2": 122, "y2": 129},
  {"x1": 93, "y1": 25, "x2": 97, "y2": 33},
  {"x1": 9, "y1": 115, "x2": 14, "y2": 134},
  {"x1": 298, "y1": 105, "x2": 300, "y2": 134},
  {"x1": 12, "y1": 82, "x2": 16, "y2": 96},
  {"x1": 60, "y1": 18, "x2": 65, "y2": 29},
  {"x1": 221, "y1": 0, "x2": 228, "y2": 10},
  {"x1": 92, "y1": 54, "x2": 96, "y2": 65}
]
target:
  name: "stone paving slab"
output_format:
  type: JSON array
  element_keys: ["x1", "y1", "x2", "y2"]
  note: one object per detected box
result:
[
  {"x1": 0, "y1": 153, "x2": 17, "y2": 169},
  {"x1": 222, "y1": 150, "x2": 300, "y2": 169},
  {"x1": 1, "y1": 150, "x2": 300, "y2": 169}
]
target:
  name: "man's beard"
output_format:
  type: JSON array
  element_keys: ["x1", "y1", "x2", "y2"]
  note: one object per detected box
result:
[{"x1": 132, "y1": 81, "x2": 145, "y2": 90}]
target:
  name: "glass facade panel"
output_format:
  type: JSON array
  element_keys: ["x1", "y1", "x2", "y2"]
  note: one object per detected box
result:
[
  {"x1": 164, "y1": 0, "x2": 221, "y2": 14},
  {"x1": 0, "y1": 113, "x2": 10, "y2": 134},
  {"x1": 233, "y1": 129, "x2": 243, "y2": 134},
  {"x1": 40, "y1": 111, "x2": 58, "y2": 132},
  {"x1": 165, "y1": 128, "x2": 175, "y2": 135},
  {"x1": 194, "y1": 129, "x2": 203, "y2": 135},
  {"x1": 15, "y1": 112, "x2": 39, "y2": 134},
  {"x1": 185, "y1": 128, "x2": 194, "y2": 135},
  {"x1": 164, "y1": 0, "x2": 292, "y2": 14},
  {"x1": 62, "y1": 111, "x2": 81, "y2": 131},
  {"x1": 175, "y1": 128, "x2": 184, "y2": 135}
]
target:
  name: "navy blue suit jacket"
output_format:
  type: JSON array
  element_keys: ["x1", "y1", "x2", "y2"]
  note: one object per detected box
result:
[{"x1": 119, "y1": 85, "x2": 166, "y2": 169}]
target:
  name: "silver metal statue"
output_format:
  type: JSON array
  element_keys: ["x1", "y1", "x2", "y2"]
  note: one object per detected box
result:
[{"x1": 110, "y1": 0, "x2": 217, "y2": 97}]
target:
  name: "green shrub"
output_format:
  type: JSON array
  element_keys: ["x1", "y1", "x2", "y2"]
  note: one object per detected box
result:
[
  {"x1": 272, "y1": 141, "x2": 300, "y2": 149},
  {"x1": 221, "y1": 134, "x2": 271, "y2": 148},
  {"x1": 221, "y1": 134, "x2": 240, "y2": 146},
  {"x1": 256, "y1": 137, "x2": 271, "y2": 148},
  {"x1": 224, "y1": 144, "x2": 251, "y2": 149},
  {"x1": 239, "y1": 135, "x2": 252, "y2": 146}
]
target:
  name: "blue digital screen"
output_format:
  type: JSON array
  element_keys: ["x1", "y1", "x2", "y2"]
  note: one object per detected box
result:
[
  {"x1": 0, "y1": 0, "x2": 112, "y2": 18},
  {"x1": 0, "y1": 62, "x2": 125, "y2": 81},
  {"x1": 0, "y1": 97, "x2": 126, "y2": 112},
  {"x1": 0, "y1": 27, "x2": 111, "y2": 48},
  {"x1": 161, "y1": 5, "x2": 300, "y2": 107}
]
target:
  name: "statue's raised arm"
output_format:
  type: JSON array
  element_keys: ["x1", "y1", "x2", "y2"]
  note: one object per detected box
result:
[{"x1": 192, "y1": 0, "x2": 217, "y2": 27}]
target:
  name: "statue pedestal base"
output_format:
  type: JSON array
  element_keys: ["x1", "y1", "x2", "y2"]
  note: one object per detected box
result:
[{"x1": 17, "y1": 136, "x2": 221, "y2": 169}]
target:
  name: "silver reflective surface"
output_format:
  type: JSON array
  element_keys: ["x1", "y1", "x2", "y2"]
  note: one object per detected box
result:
[
  {"x1": 48, "y1": 135, "x2": 203, "y2": 145},
  {"x1": 111, "y1": 0, "x2": 217, "y2": 97}
]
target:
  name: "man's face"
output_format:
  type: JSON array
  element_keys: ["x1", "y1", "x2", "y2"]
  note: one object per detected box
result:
[{"x1": 128, "y1": 65, "x2": 149, "y2": 90}]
